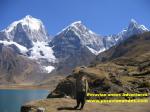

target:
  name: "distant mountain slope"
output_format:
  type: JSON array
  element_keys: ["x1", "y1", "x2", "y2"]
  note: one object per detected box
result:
[
  {"x1": 115, "y1": 19, "x2": 149, "y2": 42},
  {"x1": 1, "y1": 15, "x2": 48, "y2": 43},
  {"x1": 94, "y1": 32, "x2": 150, "y2": 63},
  {"x1": 0, "y1": 44, "x2": 44, "y2": 84},
  {"x1": 0, "y1": 15, "x2": 57, "y2": 74},
  {"x1": 104, "y1": 19, "x2": 149, "y2": 49},
  {"x1": 49, "y1": 32, "x2": 150, "y2": 99},
  {"x1": 0, "y1": 15, "x2": 149, "y2": 84},
  {"x1": 50, "y1": 20, "x2": 149, "y2": 74},
  {"x1": 49, "y1": 21, "x2": 102, "y2": 73}
]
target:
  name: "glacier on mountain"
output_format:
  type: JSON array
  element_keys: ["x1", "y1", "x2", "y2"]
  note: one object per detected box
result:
[
  {"x1": 2, "y1": 15, "x2": 48, "y2": 42},
  {"x1": 29, "y1": 41, "x2": 56, "y2": 63},
  {"x1": 115, "y1": 19, "x2": 149, "y2": 42},
  {"x1": 0, "y1": 16, "x2": 149, "y2": 73},
  {"x1": 42, "y1": 66, "x2": 55, "y2": 73},
  {"x1": 0, "y1": 40, "x2": 28, "y2": 54},
  {"x1": 0, "y1": 15, "x2": 56, "y2": 73}
]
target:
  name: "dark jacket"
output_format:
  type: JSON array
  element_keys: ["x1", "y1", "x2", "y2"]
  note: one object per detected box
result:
[{"x1": 76, "y1": 76, "x2": 88, "y2": 93}]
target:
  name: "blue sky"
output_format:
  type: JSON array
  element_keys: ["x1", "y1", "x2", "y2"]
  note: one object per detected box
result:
[{"x1": 0, "y1": 0, "x2": 150, "y2": 36}]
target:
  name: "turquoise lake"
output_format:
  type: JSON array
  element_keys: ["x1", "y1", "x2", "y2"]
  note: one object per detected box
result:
[{"x1": 0, "y1": 89, "x2": 49, "y2": 112}]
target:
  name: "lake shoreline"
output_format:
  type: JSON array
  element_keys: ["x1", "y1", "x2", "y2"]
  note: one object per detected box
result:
[
  {"x1": 0, "y1": 89, "x2": 49, "y2": 112},
  {"x1": 0, "y1": 85, "x2": 50, "y2": 90}
]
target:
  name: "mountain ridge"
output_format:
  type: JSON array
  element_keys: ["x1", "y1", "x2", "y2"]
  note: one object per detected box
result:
[{"x1": 0, "y1": 15, "x2": 149, "y2": 84}]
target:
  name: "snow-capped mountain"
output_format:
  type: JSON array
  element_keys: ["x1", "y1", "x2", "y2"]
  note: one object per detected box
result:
[
  {"x1": 115, "y1": 19, "x2": 149, "y2": 42},
  {"x1": 52, "y1": 21, "x2": 106, "y2": 55},
  {"x1": 2, "y1": 15, "x2": 48, "y2": 42},
  {"x1": 0, "y1": 15, "x2": 56, "y2": 73},
  {"x1": 52, "y1": 19, "x2": 149, "y2": 56},
  {"x1": 0, "y1": 15, "x2": 49, "y2": 49},
  {"x1": 0, "y1": 16, "x2": 149, "y2": 77},
  {"x1": 56, "y1": 21, "x2": 104, "y2": 50},
  {"x1": 49, "y1": 21, "x2": 103, "y2": 73},
  {"x1": 103, "y1": 19, "x2": 149, "y2": 51}
]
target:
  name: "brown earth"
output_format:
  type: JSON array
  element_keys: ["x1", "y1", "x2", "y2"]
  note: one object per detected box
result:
[
  {"x1": 48, "y1": 62, "x2": 150, "y2": 99},
  {"x1": 21, "y1": 98, "x2": 150, "y2": 112},
  {"x1": 0, "y1": 84, "x2": 49, "y2": 90},
  {"x1": 48, "y1": 32, "x2": 150, "y2": 99},
  {"x1": 0, "y1": 75, "x2": 65, "y2": 90},
  {"x1": 94, "y1": 32, "x2": 150, "y2": 64}
]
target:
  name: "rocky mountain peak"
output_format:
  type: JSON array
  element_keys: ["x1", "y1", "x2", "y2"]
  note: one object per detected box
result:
[
  {"x1": 128, "y1": 19, "x2": 148, "y2": 32},
  {"x1": 57, "y1": 21, "x2": 96, "y2": 36},
  {"x1": 4, "y1": 15, "x2": 44, "y2": 33},
  {"x1": 115, "y1": 19, "x2": 149, "y2": 42},
  {"x1": 0, "y1": 16, "x2": 149, "y2": 77},
  {"x1": 20, "y1": 15, "x2": 44, "y2": 31},
  {"x1": 0, "y1": 15, "x2": 49, "y2": 49},
  {"x1": 68, "y1": 21, "x2": 86, "y2": 31},
  {"x1": 24, "y1": 15, "x2": 34, "y2": 19},
  {"x1": 70, "y1": 21, "x2": 82, "y2": 27},
  {"x1": 53, "y1": 21, "x2": 104, "y2": 55},
  {"x1": 128, "y1": 19, "x2": 138, "y2": 29}
]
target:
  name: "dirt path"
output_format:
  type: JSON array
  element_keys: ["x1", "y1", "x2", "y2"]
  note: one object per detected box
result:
[{"x1": 21, "y1": 98, "x2": 150, "y2": 112}]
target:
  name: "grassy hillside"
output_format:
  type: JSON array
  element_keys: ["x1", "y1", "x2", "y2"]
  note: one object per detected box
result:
[{"x1": 48, "y1": 32, "x2": 150, "y2": 99}]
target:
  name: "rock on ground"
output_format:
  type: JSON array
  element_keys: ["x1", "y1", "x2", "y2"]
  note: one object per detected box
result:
[{"x1": 21, "y1": 98, "x2": 150, "y2": 112}]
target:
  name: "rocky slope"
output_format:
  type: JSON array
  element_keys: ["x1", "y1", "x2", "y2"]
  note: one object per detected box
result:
[
  {"x1": 115, "y1": 19, "x2": 149, "y2": 42},
  {"x1": 103, "y1": 19, "x2": 149, "y2": 50},
  {"x1": 0, "y1": 44, "x2": 53, "y2": 84},
  {"x1": 94, "y1": 32, "x2": 150, "y2": 63},
  {"x1": 49, "y1": 19, "x2": 149, "y2": 74},
  {"x1": 1, "y1": 15, "x2": 48, "y2": 45},
  {"x1": 49, "y1": 21, "x2": 101, "y2": 74},
  {"x1": 0, "y1": 15, "x2": 149, "y2": 84},
  {"x1": 48, "y1": 32, "x2": 150, "y2": 99},
  {"x1": 48, "y1": 63, "x2": 150, "y2": 99},
  {"x1": 0, "y1": 16, "x2": 57, "y2": 84},
  {"x1": 0, "y1": 15, "x2": 56, "y2": 72}
]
